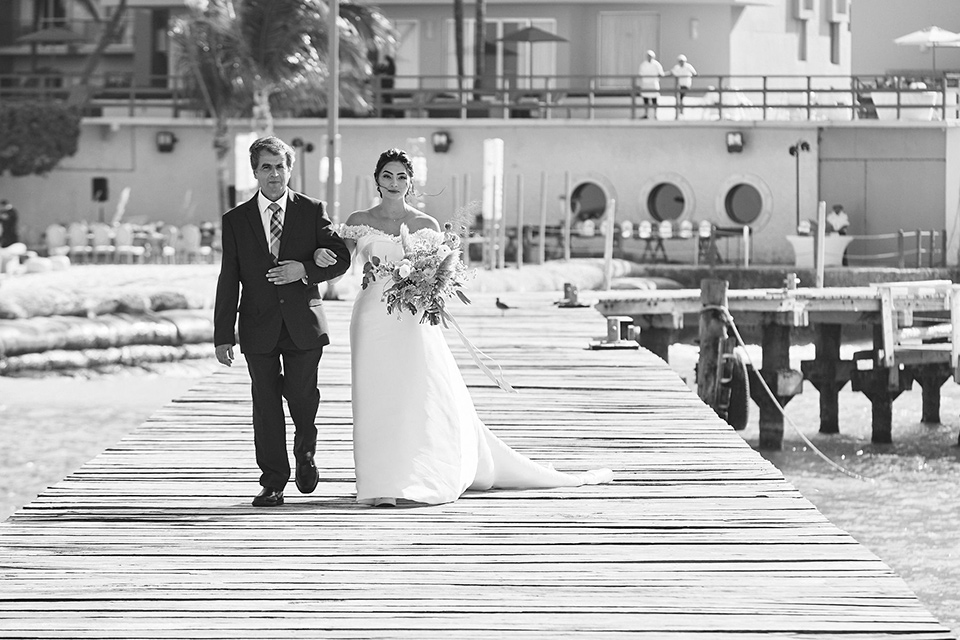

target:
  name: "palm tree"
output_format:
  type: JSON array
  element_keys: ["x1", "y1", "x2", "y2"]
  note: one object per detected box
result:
[
  {"x1": 171, "y1": 0, "x2": 396, "y2": 213},
  {"x1": 473, "y1": 0, "x2": 485, "y2": 92},
  {"x1": 66, "y1": 0, "x2": 130, "y2": 109}
]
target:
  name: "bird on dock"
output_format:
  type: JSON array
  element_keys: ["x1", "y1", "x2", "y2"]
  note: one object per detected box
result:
[{"x1": 495, "y1": 298, "x2": 511, "y2": 316}]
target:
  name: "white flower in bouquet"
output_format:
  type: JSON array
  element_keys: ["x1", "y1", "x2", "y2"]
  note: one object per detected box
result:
[{"x1": 361, "y1": 220, "x2": 474, "y2": 326}]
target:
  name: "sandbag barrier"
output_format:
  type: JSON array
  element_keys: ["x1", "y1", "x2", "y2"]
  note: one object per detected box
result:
[
  {"x1": 0, "y1": 309, "x2": 213, "y2": 374},
  {"x1": 0, "y1": 288, "x2": 208, "y2": 321}
]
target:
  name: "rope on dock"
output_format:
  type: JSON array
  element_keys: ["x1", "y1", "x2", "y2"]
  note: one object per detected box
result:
[{"x1": 702, "y1": 303, "x2": 872, "y2": 482}]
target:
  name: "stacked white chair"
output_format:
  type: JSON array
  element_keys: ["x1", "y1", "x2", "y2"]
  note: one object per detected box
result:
[
  {"x1": 90, "y1": 222, "x2": 116, "y2": 263},
  {"x1": 114, "y1": 223, "x2": 146, "y2": 263},
  {"x1": 67, "y1": 222, "x2": 92, "y2": 264},
  {"x1": 44, "y1": 224, "x2": 70, "y2": 258}
]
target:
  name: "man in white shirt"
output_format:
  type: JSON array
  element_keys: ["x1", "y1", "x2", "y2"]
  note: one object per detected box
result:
[
  {"x1": 826, "y1": 204, "x2": 850, "y2": 235},
  {"x1": 637, "y1": 50, "x2": 664, "y2": 119},
  {"x1": 669, "y1": 54, "x2": 698, "y2": 115}
]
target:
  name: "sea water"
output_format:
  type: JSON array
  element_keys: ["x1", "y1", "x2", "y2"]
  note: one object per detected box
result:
[{"x1": 670, "y1": 342, "x2": 960, "y2": 636}]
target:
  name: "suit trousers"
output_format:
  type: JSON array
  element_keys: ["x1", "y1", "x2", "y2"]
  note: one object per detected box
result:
[{"x1": 245, "y1": 322, "x2": 323, "y2": 490}]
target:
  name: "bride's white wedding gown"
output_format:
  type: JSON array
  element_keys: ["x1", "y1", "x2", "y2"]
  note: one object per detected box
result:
[{"x1": 347, "y1": 226, "x2": 613, "y2": 505}]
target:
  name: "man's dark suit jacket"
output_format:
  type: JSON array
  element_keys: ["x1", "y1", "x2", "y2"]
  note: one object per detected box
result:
[{"x1": 214, "y1": 190, "x2": 351, "y2": 354}]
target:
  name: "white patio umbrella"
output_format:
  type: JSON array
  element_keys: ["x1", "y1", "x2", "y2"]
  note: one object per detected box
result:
[{"x1": 894, "y1": 26, "x2": 960, "y2": 72}]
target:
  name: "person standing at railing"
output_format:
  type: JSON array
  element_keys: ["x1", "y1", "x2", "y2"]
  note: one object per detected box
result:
[
  {"x1": 637, "y1": 50, "x2": 664, "y2": 120},
  {"x1": 669, "y1": 54, "x2": 698, "y2": 116}
]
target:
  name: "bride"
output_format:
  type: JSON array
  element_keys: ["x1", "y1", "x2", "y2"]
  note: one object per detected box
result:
[{"x1": 316, "y1": 148, "x2": 612, "y2": 507}]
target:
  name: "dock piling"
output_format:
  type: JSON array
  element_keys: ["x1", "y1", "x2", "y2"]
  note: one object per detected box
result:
[{"x1": 697, "y1": 279, "x2": 728, "y2": 414}]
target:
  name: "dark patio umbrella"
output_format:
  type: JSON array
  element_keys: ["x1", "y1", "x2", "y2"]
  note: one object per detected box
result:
[
  {"x1": 17, "y1": 27, "x2": 88, "y2": 71},
  {"x1": 499, "y1": 26, "x2": 568, "y2": 44},
  {"x1": 498, "y1": 27, "x2": 568, "y2": 88}
]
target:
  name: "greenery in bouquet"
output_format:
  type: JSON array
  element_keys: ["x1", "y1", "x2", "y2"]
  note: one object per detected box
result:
[{"x1": 362, "y1": 221, "x2": 473, "y2": 326}]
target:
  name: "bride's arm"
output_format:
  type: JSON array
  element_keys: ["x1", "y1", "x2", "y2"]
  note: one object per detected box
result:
[{"x1": 314, "y1": 212, "x2": 362, "y2": 266}]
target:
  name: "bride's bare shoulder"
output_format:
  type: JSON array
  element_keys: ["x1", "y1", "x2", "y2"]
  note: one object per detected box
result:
[
  {"x1": 405, "y1": 212, "x2": 441, "y2": 234},
  {"x1": 345, "y1": 209, "x2": 376, "y2": 227}
]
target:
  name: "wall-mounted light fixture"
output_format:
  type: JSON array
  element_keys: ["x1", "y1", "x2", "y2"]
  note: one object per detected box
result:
[
  {"x1": 690, "y1": 18, "x2": 700, "y2": 40},
  {"x1": 291, "y1": 137, "x2": 315, "y2": 191},
  {"x1": 788, "y1": 139, "x2": 812, "y2": 230},
  {"x1": 726, "y1": 131, "x2": 744, "y2": 153},
  {"x1": 156, "y1": 130, "x2": 178, "y2": 153},
  {"x1": 431, "y1": 130, "x2": 452, "y2": 153}
]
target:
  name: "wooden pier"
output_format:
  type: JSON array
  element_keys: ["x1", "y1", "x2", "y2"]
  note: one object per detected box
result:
[
  {"x1": 596, "y1": 280, "x2": 960, "y2": 448},
  {"x1": 0, "y1": 293, "x2": 952, "y2": 639}
]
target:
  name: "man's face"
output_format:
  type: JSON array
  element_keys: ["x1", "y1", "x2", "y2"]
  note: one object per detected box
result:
[{"x1": 255, "y1": 152, "x2": 291, "y2": 201}]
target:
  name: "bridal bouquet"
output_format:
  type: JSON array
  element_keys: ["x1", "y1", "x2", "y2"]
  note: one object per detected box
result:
[{"x1": 363, "y1": 223, "x2": 473, "y2": 326}]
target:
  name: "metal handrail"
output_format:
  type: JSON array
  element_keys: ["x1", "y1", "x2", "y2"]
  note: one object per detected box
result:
[{"x1": 1, "y1": 72, "x2": 956, "y2": 122}]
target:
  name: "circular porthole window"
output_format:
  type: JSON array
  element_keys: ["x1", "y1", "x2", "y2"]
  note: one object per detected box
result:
[
  {"x1": 647, "y1": 183, "x2": 685, "y2": 221},
  {"x1": 715, "y1": 174, "x2": 773, "y2": 231},
  {"x1": 724, "y1": 183, "x2": 763, "y2": 224},
  {"x1": 638, "y1": 173, "x2": 696, "y2": 222},
  {"x1": 570, "y1": 181, "x2": 607, "y2": 221}
]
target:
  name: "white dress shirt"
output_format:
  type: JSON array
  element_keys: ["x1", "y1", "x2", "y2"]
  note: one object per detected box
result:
[
  {"x1": 637, "y1": 60, "x2": 664, "y2": 92},
  {"x1": 670, "y1": 62, "x2": 697, "y2": 89}
]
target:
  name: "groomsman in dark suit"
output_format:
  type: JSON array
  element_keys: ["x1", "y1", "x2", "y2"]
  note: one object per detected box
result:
[{"x1": 214, "y1": 136, "x2": 350, "y2": 507}]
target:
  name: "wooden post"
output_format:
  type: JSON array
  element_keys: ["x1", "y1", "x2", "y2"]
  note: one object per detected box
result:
[
  {"x1": 815, "y1": 201, "x2": 826, "y2": 288},
  {"x1": 515, "y1": 173, "x2": 524, "y2": 269},
  {"x1": 563, "y1": 170, "x2": 572, "y2": 261},
  {"x1": 813, "y1": 323, "x2": 844, "y2": 433},
  {"x1": 851, "y1": 324, "x2": 907, "y2": 444},
  {"x1": 897, "y1": 230, "x2": 905, "y2": 269},
  {"x1": 697, "y1": 279, "x2": 728, "y2": 413},
  {"x1": 498, "y1": 175, "x2": 507, "y2": 269},
  {"x1": 916, "y1": 228, "x2": 922, "y2": 268},
  {"x1": 941, "y1": 229, "x2": 948, "y2": 267},
  {"x1": 911, "y1": 365, "x2": 951, "y2": 423},
  {"x1": 741, "y1": 225, "x2": 750, "y2": 267},
  {"x1": 602, "y1": 199, "x2": 616, "y2": 291},
  {"x1": 756, "y1": 323, "x2": 793, "y2": 450},
  {"x1": 538, "y1": 171, "x2": 547, "y2": 265}
]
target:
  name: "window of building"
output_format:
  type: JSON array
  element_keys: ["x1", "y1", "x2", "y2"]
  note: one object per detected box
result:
[
  {"x1": 798, "y1": 19, "x2": 808, "y2": 62},
  {"x1": 447, "y1": 18, "x2": 558, "y2": 91},
  {"x1": 34, "y1": 0, "x2": 66, "y2": 28},
  {"x1": 647, "y1": 182, "x2": 685, "y2": 221},
  {"x1": 830, "y1": 22, "x2": 841, "y2": 65},
  {"x1": 571, "y1": 182, "x2": 608, "y2": 222},
  {"x1": 724, "y1": 183, "x2": 763, "y2": 224}
]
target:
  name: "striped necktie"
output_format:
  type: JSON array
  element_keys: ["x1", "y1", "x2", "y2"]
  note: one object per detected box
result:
[{"x1": 267, "y1": 202, "x2": 282, "y2": 261}]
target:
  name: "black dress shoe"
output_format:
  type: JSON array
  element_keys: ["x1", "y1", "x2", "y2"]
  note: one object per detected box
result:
[
  {"x1": 252, "y1": 487, "x2": 284, "y2": 507},
  {"x1": 295, "y1": 452, "x2": 319, "y2": 494}
]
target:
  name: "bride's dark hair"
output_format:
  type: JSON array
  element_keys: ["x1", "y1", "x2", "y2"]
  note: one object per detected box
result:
[{"x1": 374, "y1": 148, "x2": 416, "y2": 198}]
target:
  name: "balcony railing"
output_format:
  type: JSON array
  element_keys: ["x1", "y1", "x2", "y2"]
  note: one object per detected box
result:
[
  {"x1": 1, "y1": 72, "x2": 957, "y2": 122},
  {"x1": 373, "y1": 73, "x2": 960, "y2": 122},
  {"x1": 0, "y1": 73, "x2": 191, "y2": 117}
]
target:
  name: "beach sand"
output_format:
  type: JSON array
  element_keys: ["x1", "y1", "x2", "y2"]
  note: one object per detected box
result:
[{"x1": 0, "y1": 360, "x2": 219, "y2": 521}]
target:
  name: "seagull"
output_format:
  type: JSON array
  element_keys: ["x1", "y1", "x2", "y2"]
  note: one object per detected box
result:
[{"x1": 495, "y1": 298, "x2": 511, "y2": 316}]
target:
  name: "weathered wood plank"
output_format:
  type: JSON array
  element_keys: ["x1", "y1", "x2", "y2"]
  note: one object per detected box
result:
[{"x1": 0, "y1": 292, "x2": 951, "y2": 639}]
